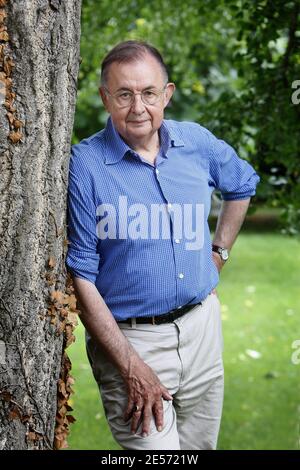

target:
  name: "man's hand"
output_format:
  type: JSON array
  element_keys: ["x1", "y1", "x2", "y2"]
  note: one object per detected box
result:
[
  {"x1": 72, "y1": 278, "x2": 172, "y2": 437},
  {"x1": 212, "y1": 251, "x2": 225, "y2": 273},
  {"x1": 123, "y1": 355, "x2": 173, "y2": 437}
]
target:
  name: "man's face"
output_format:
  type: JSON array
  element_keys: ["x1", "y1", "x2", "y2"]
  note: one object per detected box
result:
[{"x1": 99, "y1": 54, "x2": 175, "y2": 147}]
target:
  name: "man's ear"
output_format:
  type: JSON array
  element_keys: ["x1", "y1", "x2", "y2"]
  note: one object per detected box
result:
[
  {"x1": 163, "y1": 83, "x2": 176, "y2": 108},
  {"x1": 99, "y1": 86, "x2": 110, "y2": 112}
]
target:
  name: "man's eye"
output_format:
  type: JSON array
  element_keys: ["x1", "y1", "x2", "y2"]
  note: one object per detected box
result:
[
  {"x1": 119, "y1": 92, "x2": 131, "y2": 99},
  {"x1": 144, "y1": 91, "x2": 156, "y2": 97}
]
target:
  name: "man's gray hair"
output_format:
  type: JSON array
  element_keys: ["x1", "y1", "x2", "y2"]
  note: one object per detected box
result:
[{"x1": 100, "y1": 40, "x2": 169, "y2": 86}]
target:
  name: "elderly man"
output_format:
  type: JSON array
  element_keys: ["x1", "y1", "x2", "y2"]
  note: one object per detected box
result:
[{"x1": 66, "y1": 40, "x2": 259, "y2": 450}]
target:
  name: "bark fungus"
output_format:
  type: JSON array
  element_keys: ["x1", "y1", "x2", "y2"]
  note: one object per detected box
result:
[{"x1": 0, "y1": 0, "x2": 23, "y2": 144}]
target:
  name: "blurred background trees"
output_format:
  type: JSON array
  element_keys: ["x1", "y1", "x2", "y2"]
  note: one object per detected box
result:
[
  {"x1": 74, "y1": 0, "x2": 300, "y2": 233},
  {"x1": 67, "y1": 1, "x2": 300, "y2": 450}
]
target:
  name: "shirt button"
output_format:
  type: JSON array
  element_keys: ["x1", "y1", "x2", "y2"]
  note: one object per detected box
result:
[
  {"x1": 167, "y1": 203, "x2": 172, "y2": 209},
  {"x1": 178, "y1": 305, "x2": 182, "y2": 309},
  {"x1": 178, "y1": 273, "x2": 184, "y2": 279},
  {"x1": 175, "y1": 239, "x2": 180, "y2": 244},
  {"x1": 155, "y1": 169, "x2": 159, "y2": 175}
]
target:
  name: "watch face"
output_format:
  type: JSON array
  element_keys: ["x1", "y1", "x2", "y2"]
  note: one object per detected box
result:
[{"x1": 221, "y1": 249, "x2": 229, "y2": 261}]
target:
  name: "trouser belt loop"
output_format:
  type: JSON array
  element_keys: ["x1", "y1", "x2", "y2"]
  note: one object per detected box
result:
[{"x1": 131, "y1": 317, "x2": 136, "y2": 328}]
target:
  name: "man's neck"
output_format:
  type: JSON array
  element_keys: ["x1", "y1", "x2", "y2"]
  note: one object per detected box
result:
[{"x1": 124, "y1": 132, "x2": 160, "y2": 165}]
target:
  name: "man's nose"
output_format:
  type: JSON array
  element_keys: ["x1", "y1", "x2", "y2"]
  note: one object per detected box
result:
[{"x1": 130, "y1": 93, "x2": 145, "y2": 114}]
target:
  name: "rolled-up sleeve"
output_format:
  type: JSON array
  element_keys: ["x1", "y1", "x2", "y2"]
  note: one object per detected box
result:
[
  {"x1": 66, "y1": 148, "x2": 100, "y2": 284},
  {"x1": 208, "y1": 131, "x2": 260, "y2": 200}
]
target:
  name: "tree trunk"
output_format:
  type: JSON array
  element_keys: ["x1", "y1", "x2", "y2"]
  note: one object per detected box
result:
[{"x1": 0, "y1": 0, "x2": 81, "y2": 450}]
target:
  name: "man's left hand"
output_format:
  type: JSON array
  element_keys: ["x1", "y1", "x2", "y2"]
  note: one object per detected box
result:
[{"x1": 212, "y1": 251, "x2": 225, "y2": 273}]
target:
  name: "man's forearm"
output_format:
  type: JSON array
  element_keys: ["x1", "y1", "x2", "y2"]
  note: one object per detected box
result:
[
  {"x1": 72, "y1": 277, "x2": 140, "y2": 378},
  {"x1": 212, "y1": 198, "x2": 250, "y2": 271},
  {"x1": 213, "y1": 198, "x2": 250, "y2": 249},
  {"x1": 213, "y1": 198, "x2": 250, "y2": 250}
]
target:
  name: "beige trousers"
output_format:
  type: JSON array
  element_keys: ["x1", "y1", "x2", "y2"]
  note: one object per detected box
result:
[{"x1": 86, "y1": 293, "x2": 224, "y2": 450}]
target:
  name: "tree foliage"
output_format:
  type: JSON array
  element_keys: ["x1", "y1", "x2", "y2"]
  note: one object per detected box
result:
[{"x1": 75, "y1": 0, "x2": 300, "y2": 233}]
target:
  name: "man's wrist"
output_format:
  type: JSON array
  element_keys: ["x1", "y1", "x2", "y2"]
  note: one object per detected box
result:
[{"x1": 212, "y1": 244, "x2": 229, "y2": 262}]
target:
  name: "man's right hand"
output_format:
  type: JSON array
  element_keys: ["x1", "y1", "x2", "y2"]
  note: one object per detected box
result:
[
  {"x1": 122, "y1": 355, "x2": 173, "y2": 437},
  {"x1": 72, "y1": 278, "x2": 173, "y2": 438}
]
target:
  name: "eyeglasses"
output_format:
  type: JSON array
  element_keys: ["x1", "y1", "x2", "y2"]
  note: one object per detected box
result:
[{"x1": 104, "y1": 83, "x2": 168, "y2": 108}]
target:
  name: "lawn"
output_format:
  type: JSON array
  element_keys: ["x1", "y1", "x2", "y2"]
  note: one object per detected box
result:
[{"x1": 67, "y1": 231, "x2": 300, "y2": 450}]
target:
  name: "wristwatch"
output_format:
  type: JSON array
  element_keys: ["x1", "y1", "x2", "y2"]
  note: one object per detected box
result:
[{"x1": 212, "y1": 244, "x2": 229, "y2": 262}]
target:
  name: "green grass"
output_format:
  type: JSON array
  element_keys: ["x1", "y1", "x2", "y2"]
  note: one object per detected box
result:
[{"x1": 67, "y1": 232, "x2": 300, "y2": 450}]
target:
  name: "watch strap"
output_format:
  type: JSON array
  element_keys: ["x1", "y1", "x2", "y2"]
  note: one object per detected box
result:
[{"x1": 212, "y1": 244, "x2": 229, "y2": 261}]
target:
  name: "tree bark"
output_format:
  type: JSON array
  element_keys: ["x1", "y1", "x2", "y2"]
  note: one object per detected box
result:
[{"x1": 0, "y1": 0, "x2": 81, "y2": 450}]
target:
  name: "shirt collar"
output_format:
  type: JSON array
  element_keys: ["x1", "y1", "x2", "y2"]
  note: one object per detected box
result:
[
  {"x1": 104, "y1": 116, "x2": 184, "y2": 165},
  {"x1": 104, "y1": 117, "x2": 132, "y2": 165}
]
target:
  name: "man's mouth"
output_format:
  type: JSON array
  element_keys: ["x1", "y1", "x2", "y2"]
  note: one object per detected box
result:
[{"x1": 127, "y1": 120, "x2": 148, "y2": 124}]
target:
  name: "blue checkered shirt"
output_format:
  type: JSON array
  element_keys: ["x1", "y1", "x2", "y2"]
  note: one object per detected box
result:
[{"x1": 66, "y1": 117, "x2": 259, "y2": 320}]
